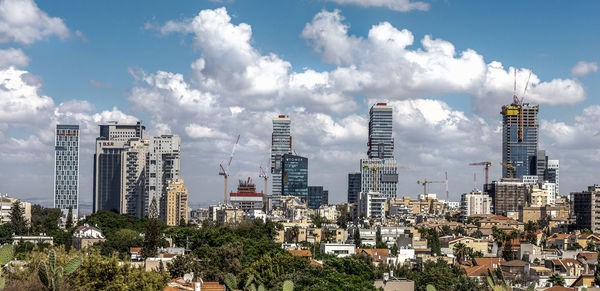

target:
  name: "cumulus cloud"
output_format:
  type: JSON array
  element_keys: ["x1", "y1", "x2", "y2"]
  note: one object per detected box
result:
[
  {"x1": 0, "y1": 48, "x2": 29, "y2": 68},
  {"x1": 0, "y1": 0, "x2": 70, "y2": 45},
  {"x1": 571, "y1": 61, "x2": 598, "y2": 77},
  {"x1": 301, "y1": 10, "x2": 586, "y2": 115},
  {"x1": 325, "y1": 0, "x2": 430, "y2": 12}
]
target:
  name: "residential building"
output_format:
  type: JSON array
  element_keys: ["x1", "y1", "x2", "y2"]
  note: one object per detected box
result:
[
  {"x1": 547, "y1": 160, "x2": 559, "y2": 195},
  {"x1": 460, "y1": 190, "x2": 492, "y2": 217},
  {"x1": 72, "y1": 224, "x2": 106, "y2": 250},
  {"x1": 165, "y1": 179, "x2": 188, "y2": 226},
  {"x1": 359, "y1": 191, "x2": 386, "y2": 220},
  {"x1": 282, "y1": 154, "x2": 308, "y2": 202},
  {"x1": 146, "y1": 135, "x2": 181, "y2": 219},
  {"x1": 0, "y1": 197, "x2": 31, "y2": 224},
  {"x1": 500, "y1": 103, "x2": 539, "y2": 179},
  {"x1": 190, "y1": 208, "x2": 209, "y2": 223},
  {"x1": 308, "y1": 186, "x2": 325, "y2": 209},
  {"x1": 572, "y1": 185, "x2": 600, "y2": 232},
  {"x1": 348, "y1": 172, "x2": 361, "y2": 204},
  {"x1": 367, "y1": 103, "x2": 394, "y2": 159},
  {"x1": 317, "y1": 205, "x2": 339, "y2": 221},
  {"x1": 54, "y1": 124, "x2": 80, "y2": 218},
  {"x1": 320, "y1": 243, "x2": 355, "y2": 258},
  {"x1": 485, "y1": 178, "x2": 529, "y2": 216},
  {"x1": 270, "y1": 115, "x2": 292, "y2": 209}
]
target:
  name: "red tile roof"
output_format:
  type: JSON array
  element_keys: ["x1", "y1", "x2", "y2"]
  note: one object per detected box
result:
[{"x1": 288, "y1": 249, "x2": 312, "y2": 257}]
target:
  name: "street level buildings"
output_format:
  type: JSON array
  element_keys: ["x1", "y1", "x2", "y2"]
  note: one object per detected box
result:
[
  {"x1": 572, "y1": 185, "x2": 600, "y2": 233},
  {"x1": 501, "y1": 104, "x2": 539, "y2": 179},
  {"x1": 270, "y1": 115, "x2": 292, "y2": 209},
  {"x1": 165, "y1": 179, "x2": 188, "y2": 226},
  {"x1": 460, "y1": 190, "x2": 492, "y2": 217},
  {"x1": 54, "y1": 124, "x2": 80, "y2": 218}
]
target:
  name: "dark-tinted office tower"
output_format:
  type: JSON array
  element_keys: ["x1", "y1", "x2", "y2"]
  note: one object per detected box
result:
[
  {"x1": 501, "y1": 103, "x2": 539, "y2": 178},
  {"x1": 572, "y1": 185, "x2": 600, "y2": 232},
  {"x1": 323, "y1": 190, "x2": 328, "y2": 205},
  {"x1": 368, "y1": 103, "x2": 394, "y2": 159},
  {"x1": 348, "y1": 172, "x2": 361, "y2": 204},
  {"x1": 533, "y1": 150, "x2": 547, "y2": 177},
  {"x1": 282, "y1": 154, "x2": 308, "y2": 203},
  {"x1": 270, "y1": 115, "x2": 292, "y2": 209},
  {"x1": 308, "y1": 186, "x2": 324, "y2": 209},
  {"x1": 54, "y1": 125, "x2": 80, "y2": 218},
  {"x1": 93, "y1": 122, "x2": 146, "y2": 215},
  {"x1": 547, "y1": 160, "x2": 559, "y2": 195}
]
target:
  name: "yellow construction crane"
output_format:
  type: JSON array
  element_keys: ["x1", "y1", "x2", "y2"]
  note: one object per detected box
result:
[
  {"x1": 361, "y1": 162, "x2": 407, "y2": 192},
  {"x1": 500, "y1": 161, "x2": 515, "y2": 179},
  {"x1": 417, "y1": 179, "x2": 445, "y2": 197}
]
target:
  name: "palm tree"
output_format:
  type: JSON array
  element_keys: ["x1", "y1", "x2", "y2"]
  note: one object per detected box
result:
[
  {"x1": 289, "y1": 226, "x2": 300, "y2": 243},
  {"x1": 548, "y1": 273, "x2": 565, "y2": 287},
  {"x1": 453, "y1": 242, "x2": 468, "y2": 264}
]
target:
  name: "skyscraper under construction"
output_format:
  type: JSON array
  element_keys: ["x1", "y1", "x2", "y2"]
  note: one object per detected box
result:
[{"x1": 500, "y1": 103, "x2": 539, "y2": 179}]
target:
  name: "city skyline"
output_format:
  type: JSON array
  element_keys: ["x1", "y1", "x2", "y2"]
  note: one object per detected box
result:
[{"x1": 1, "y1": 0, "x2": 600, "y2": 209}]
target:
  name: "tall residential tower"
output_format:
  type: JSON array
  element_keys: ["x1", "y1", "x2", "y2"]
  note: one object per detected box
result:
[{"x1": 54, "y1": 125, "x2": 80, "y2": 218}]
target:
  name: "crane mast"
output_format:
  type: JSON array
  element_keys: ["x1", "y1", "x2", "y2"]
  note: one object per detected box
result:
[{"x1": 219, "y1": 135, "x2": 240, "y2": 203}]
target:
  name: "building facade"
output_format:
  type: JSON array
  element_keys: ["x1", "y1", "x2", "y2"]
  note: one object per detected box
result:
[
  {"x1": 368, "y1": 103, "x2": 394, "y2": 159},
  {"x1": 501, "y1": 104, "x2": 539, "y2": 179},
  {"x1": 460, "y1": 190, "x2": 492, "y2": 217},
  {"x1": 308, "y1": 186, "x2": 325, "y2": 209},
  {"x1": 547, "y1": 160, "x2": 559, "y2": 195},
  {"x1": 146, "y1": 135, "x2": 181, "y2": 218},
  {"x1": 359, "y1": 191, "x2": 386, "y2": 220},
  {"x1": 572, "y1": 185, "x2": 600, "y2": 232},
  {"x1": 54, "y1": 124, "x2": 80, "y2": 218},
  {"x1": 282, "y1": 154, "x2": 308, "y2": 202},
  {"x1": 485, "y1": 179, "x2": 529, "y2": 216},
  {"x1": 270, "y1": 115, "x2": 292, "y2": 209},
  {"x1": 165, "y1": 179, "x2": 188, "y2": 226},
  {"x1": 347, "y1": 172, "x2": 361, "y2": 204},
  {"x1": 360, "y1": 159, "x2": 398, "y2": 200}
]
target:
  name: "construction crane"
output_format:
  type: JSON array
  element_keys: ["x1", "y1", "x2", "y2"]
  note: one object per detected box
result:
[
  {"x1": 219, "y1": 134, "x2": 240, "y2": 204},
  {"x1": 500, "y1": 161, "x2": 515, "y2": 179},
  {"x1": 361, "y1": 162, "x2": 408, "y2": 192},
  {"x1": 513, "y1": 68, "x2": 533, "y2": 142},
  {"x1": 259, "y1": 165, "x2": 268, "y2": 211},
  {"x1": 469, "y1": 162, "x2": 492, "y2": 185},
  {"x1": 417, "y1": 179, "x2": 445, "y2": 197},
  {"x1": 445, "y1": 171, "x2": 449, "y2": 203}
]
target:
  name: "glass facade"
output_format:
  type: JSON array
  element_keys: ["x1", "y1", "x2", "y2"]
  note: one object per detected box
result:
[
  {"x1": 282, "y1": 154, "x2": 308, "y2": 203},
  {"x1": 501, "y1": 104, "x2": 538, "y2": 179},
  {"x1": 347, "y1": 172, "x2": 361, "y2": 204},
  {"x1": 368, "y1": 103, "x2": 394, "y2": 159},
  {"x1": 270, "y1": 115, "x2": 292, "y2": 209},
  {"x1": 54, "y1": 125, "x2": 80, "y2": 218},
  {"x1": 308, "y1": 186, "x2": 324, "y2": 209}
]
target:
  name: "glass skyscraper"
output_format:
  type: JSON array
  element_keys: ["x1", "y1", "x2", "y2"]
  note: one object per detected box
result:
[
  {"x1": 347, "y1": 172, "x2": 361, "y2": 204},
  {"x1": 308, "y1": 186, "x2": 324, "y2": 209},
  {"x1": 270, "y1": 115, "x2": 292, "y2": 209},
  {"x1": 368, "y1": 103, "x2": 394, "y2": 159},
  {"x1": 501, "y1": 104, "x2": 539, "y2": 178},
  {"x1": 54, "y1": 124, "x2": 80, "y2": 218},
  {"x1": 282, "y1": 154, "x2": 308, "y2": 203}
]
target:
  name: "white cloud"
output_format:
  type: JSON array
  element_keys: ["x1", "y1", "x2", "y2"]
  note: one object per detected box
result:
[
  {"x1": 325, "y1": 0, "x2": 430, "y2": 12},
  {"x1": 185, "y1": 124, "x2": 228, "y2": 139},
  {"x1": 571, "y1": 61, "x2": 598, "y2": 77},
  {"x1": 0, "y1": 0, "x2": 70, "y2": 45},
  {"x1": 0, "y1": 48, "x2": 29, "y2": 68},
  {"x1": 301, "y1": 10, "x2": 586, "y2": 115}
]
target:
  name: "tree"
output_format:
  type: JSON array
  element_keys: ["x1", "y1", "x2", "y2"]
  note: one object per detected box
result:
[
  {"x1": 586, "y1": 240, "x2": 596, "y2": 252},
  {"x1": 502, "y1": 240, "x2": 515, "y2": 261},
  {"x1": 289, "y1": 226, "x2": 300, "y2": 243},
  {"x1": 594, "y1": 262, "x2": 600, "y2": 286},
  {"x1": 548, "y1": 273, "x2": 565, "y2": 287},
  {"x1": 65, "y1": 207, "x2": 73, "y2": 229},
  {"x1": 354, "y1": 228, "x2": 361, "y2": 248},
  {"x1": 141, "y1": 198, "x2": 161, "y2": 259},
  {"x1": 375, "y1": 228, "x2": 386, "y2": 248},
  {"x1": 336, "y1": 205, "x2": 349, "y2": 229},
  {"x1": 425, "y1": 229, "x2": 441, "y2": 256},
  {"x1": 453, "y1": 242, "x2": 468, "y2": 264},
  {"x1": 524, "y1": 221, "x2": 539, "y2": 244},
  {"x1": 470, "y1": 230, "x2": 483, "y2": 239},
  {"x1": 167, "y1": 255, "x2": 202, "y2": 280},
  {"x1": 454, "y1": 226, "x2": 467, "y2": 237},
  {"x1": 9, "y1": 200, "x2": 27, "y2": 235},
  {"x1": 310, "y1": 214, "x2": 327, "y2": 228}
]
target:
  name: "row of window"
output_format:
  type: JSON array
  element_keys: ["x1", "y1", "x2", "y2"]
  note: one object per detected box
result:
[
  {"x1": 57, "y1": 155, "x2": 76, "y2": 161},
  {"x1": 56, "y1": 166, "x2": 77, "y2": 171},
  {"x1": 57, "y1": 180, "x2": 77, "y2": 185},
  {"x1": 55, "y1": 200, "x2": 77, "y2": 207},
  {"x1": 56, "y1": 174, "x2": 77, "y2": 180},
  {"x1": 56, "y1": 161, "x2": 75, "y2": 166}
]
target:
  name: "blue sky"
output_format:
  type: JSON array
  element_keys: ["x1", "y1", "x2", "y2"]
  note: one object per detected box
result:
[{"x1": 0, "y1": 0, "x2": 599, "y2": 211}]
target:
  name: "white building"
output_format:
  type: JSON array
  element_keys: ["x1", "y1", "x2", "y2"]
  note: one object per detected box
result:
[
  {"x1": 460, "y1": 190, "x2": 491, "y2": 217},
  {"x1": 547, "y1": 160, "x2": 559, "y2": 195},
  {"x1": 320, "y1": 243, "x2": 355, "y2": 257},
  {"x1": 147, "y1": 135, "x2": 181, "y2": 218},
  {"x1": 54, "y1": 124, "x2": 80, "y2": 218},
  {"x1": 359, "y1": 191, "x2": 386, "y2": 220},
  {"x1": 317, "y1": 205, "x2": 339, "y2": 221}
]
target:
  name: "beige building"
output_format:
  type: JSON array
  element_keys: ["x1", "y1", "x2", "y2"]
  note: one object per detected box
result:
[
  {"x1": 0, "y1": 197, "x2": 31, "y2": 224},
  {"x1": 165, "y1": 179, "x2": 188, "y2": 226},
  {"x1": 72, "y1": 224, "x2": 106, "y2": 250}
]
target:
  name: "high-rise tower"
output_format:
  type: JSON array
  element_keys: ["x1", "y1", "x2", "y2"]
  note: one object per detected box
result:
[
  {"x1": 368, "y1": 103, "x2": 394, "y2": 159},
  {"x1": 54, "y1": 124, "x2": 80, "y2": 218},
  {"x1": 146, "y1": 135, "x2": 181, "y2": 218},
  {"x1": 270, "y1": 115, "x2": 292, "y2": 209},
  {"x1": 501, "y1": 104, "x2": 539, "y2": 178}
]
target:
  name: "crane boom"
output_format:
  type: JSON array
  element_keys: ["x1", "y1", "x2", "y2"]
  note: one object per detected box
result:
[
  {"x1": 468, "y1": 161, "x2": 492, "y2": 185},
  {"x1": 500, "y1": 162, "x2": 515, "y2": 179},
  {"x1": 417, "y1": 179, "x2": 445, "y2": 197},
  {"x1": 219, "y1": 135, "x2": 241, "y2": 203}
]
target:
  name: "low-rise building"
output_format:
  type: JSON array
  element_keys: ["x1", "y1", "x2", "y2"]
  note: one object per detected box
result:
[
  {"x1": 320, "y1": 243, "x2": 355, "y2": 257},
  {"x1": 0, "y1": 197, "x2": 31, "y2": 224},
  {"x1": 72, "y1": 224, "x2": 106, "y2": 250}
]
